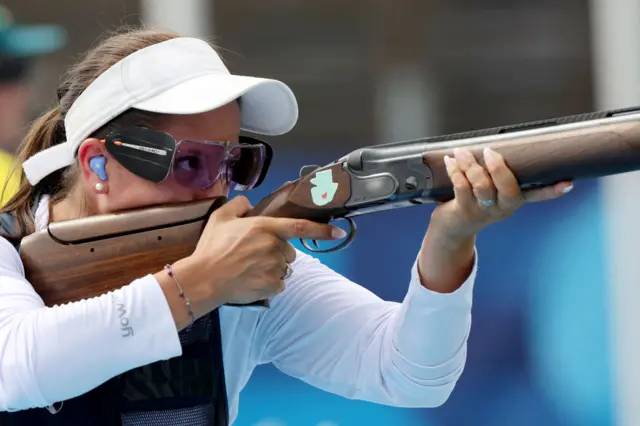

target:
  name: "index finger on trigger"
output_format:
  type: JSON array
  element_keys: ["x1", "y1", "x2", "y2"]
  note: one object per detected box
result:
[{"x1": 269, "y1": 218, "x2": 347, "y2": 242}]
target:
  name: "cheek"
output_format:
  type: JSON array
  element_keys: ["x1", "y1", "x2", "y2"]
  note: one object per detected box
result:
[
  {"x1": 112, "y1": 183, "x2": 166, "y2": 209},
  {"x1": 198, "y1": 179, "x2": 230, "y2": 199},
  {"x1": 106, "y1": 170, "x2": 178, "y2": 210},
  {"x1": 104, "y1": 165, "x2": 229, "y2": 211}
]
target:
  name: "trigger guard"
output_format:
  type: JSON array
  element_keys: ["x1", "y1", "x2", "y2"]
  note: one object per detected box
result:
[{"x1": 300, "y1": 217, "x2": 357, "y2": 253}]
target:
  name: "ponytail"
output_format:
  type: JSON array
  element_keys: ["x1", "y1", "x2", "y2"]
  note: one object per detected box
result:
[
  {"x1": 0, "y1": 28, "x2": 186, "y2": 241},
  {"x1": 0, "y1": 106, "x2": 67, "y2": 238}
]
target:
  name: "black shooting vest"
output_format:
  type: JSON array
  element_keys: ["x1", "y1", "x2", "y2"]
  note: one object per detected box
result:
[{"x1": 0, "y1": 198, "x2": 229, "y2": 426}]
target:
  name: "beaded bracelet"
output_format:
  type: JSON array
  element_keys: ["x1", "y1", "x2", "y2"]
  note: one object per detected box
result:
[{"x1": 164, "y1": 264, "x2": 195, "y2": 330}]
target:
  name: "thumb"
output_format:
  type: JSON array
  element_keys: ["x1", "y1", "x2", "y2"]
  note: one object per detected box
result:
[
  {"x1": 523, "y1": 181, "x2": 574, "y2": 203},
  {"x1": 212, "y1": 196, "x2": 253, "y2": 220}
]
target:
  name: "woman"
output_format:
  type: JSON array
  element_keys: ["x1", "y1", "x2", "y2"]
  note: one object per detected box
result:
[{"x1": 0, "y1": 28, "x2": 572, "y2": 425}]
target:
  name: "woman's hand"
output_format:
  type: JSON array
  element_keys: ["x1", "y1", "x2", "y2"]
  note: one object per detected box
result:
[
  {"x1": 417, "y1": 147, "x2": 573, "y2": 293},
  {"x1": 159, "y1": 196, "x2": 345, "y2": 328},
  {"x1": 433, "y1": 147, "x2": 573, "y2": 239}
]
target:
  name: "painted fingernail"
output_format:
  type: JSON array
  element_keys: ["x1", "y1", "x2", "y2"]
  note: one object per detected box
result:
[
  {"x1": 483, "y1": 148, "x2": 500, "y2": 166},
  {"x1": 561, "y1": 183, "x2": 574, "y2": 193},
  {"x1": 332, "y1": 227, "x2": 347, "y2": 239},
  {"x1": 443, "y1": 155, "x2": 455, "y2": 171}
]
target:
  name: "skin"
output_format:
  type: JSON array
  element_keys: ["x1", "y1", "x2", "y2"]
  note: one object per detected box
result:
[
  {"x1": 57, "y1": 104, "x2": 242, "y2": 218},
  {"x1": 52, "y1": 102, "x2": 340, "y2": 329},
  {"x1": 418, "y1": 148, "x2": 572, "y2": 293},
  {"x1": 51, "y1": 101, "x2": 573, "y2": 329}
]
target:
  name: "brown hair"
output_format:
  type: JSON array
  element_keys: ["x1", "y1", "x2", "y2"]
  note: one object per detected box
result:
[{"x1": 0, "y1": 27, "x2": 185, "y2": 239}]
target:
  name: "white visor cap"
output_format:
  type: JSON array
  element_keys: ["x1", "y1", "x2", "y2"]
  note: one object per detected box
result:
[{"x1": 22, "y1": 37, "x2": 299, "y2": 186}]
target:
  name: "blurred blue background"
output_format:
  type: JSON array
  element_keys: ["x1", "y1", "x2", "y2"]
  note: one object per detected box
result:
[
  {"x1": 2, "y1": 0, "x2": 638, "y2": 425},
  {"x1": 233, "y1": 153, "x2": 611, "y2": 426}
]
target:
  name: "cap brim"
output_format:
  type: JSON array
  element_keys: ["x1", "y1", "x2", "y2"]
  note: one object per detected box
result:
[{"x1": 132, "y1": 74, "x2": 298, "y2": 136}]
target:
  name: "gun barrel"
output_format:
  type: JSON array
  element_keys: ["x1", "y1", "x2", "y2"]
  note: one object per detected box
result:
[{"x1": 344, "y1": 107, "x2": 640, "y2": 203}]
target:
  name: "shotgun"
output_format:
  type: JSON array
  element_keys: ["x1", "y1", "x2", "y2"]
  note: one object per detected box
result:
[{"x1": 19, "y1": 105, "x2": 640, "y2": 309}]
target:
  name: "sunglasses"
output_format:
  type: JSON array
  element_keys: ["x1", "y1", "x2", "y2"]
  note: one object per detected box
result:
[{"x1": 101, "y1": 126, "x2": 273, "y2": 191}]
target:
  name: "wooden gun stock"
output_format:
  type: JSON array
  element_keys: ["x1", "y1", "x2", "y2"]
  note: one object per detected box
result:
[
  {"x1": 21, "y1": 165, "x2": 350, "y2": 308},
  {"x1": 18, "y1": 197, "x2": 266, "y2": 308},
  {"x1": 421, "y1": 119, "x2": 640, "y2": 201}
]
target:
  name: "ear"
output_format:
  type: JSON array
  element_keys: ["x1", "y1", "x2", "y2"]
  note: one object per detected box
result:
[{"x1": 77, "y1": 138, "x2": 109, "y2": 191}]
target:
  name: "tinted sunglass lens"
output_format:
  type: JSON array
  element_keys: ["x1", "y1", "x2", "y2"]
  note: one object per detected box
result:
[
  {"x1": 173, "y1": 141, "x2": 225, "y2": 189},
  {"x1": 172, "y1": 141, "x2": 268, "y2": 191},
  {"x1": 228, "y1": 145, "x2": 267, "y2": 191}
]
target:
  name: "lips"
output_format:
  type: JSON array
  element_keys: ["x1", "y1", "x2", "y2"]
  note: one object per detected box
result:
[{"x1": 321, "y1": 193, "x2": 327, "y2": 199}]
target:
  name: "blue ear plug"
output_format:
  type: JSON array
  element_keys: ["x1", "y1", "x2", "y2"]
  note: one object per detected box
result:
[{"x1": 89, "y1": 156, "x2": 107, "y2": 181}]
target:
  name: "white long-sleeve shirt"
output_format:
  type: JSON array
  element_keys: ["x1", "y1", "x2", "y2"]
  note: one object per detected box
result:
[{"x1": 0, "y1": 195, "x2": 477, "y2": 424}]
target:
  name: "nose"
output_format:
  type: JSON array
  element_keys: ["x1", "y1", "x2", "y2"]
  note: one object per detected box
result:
[{"x1": 196, "y1": 179, "x2": 229, "y2": 200}]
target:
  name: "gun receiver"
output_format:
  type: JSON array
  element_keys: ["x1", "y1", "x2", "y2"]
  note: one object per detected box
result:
[{"x1": 248, "y1": 106, "x2": 640, "y2": 251}]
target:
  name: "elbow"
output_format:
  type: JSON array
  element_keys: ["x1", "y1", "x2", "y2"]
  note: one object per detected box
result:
[
  {"x1": 420, "y1": 381, "x2": 457, "y2": 408},
  {"x1": 0, "y1": 382, "x2": 42, "y2": 413},
  {"x1": 0, "y1": 316, "x2": 42, "y2": 412},
  {"x1": 0, "y1": 384, "x2": 26, "y2": 412},
  {"x1": 379, "y1": 346, "x2": 467, "y2": 408},
  {"x1": 418, "y1": 358, "x2": 466, "y2": 408},
  {"x1": 381, "y1": 372, "x2": 461, "y2": 409},
  {"x1": 0, "y1": 367, "x2": 26, "y2": 412}
]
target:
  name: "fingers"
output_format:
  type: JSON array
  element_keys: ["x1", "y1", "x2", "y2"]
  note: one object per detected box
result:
[
  {"x1": 452, "y1": 148, "x2": 497, "y2": 207},
  {"x1": 281, "y1": 263, "x2": 293, "y2": 280},
  {"x1": 443, "y1": 155, "x2": 475, "y2": 209},
  {"x1": 262, "y1": 241, "x2": 294, "y2": 297},
  {"x1": 446, "y1": 147, "x2": 574, "y2": 210},
  {"x1": 279, "y1": 240, "x2": 297, "y2": 264},
  {"x1": 482, "y1": 148, "x2": 524, "y2": 210},
  {"x1": 523, "y1": 181, "x2": 573, "y2": 202},
  {"x1": 262, "y1": 217, "x2": 347, "y2": 242}
]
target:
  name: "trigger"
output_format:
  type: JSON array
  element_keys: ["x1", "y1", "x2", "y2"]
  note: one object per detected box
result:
[{"x1": 299, "y1": 217, "x2": 357, "y2": 254}]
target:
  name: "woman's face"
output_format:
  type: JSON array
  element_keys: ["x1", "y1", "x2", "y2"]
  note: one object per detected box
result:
[{"x1": 77, "y1": 101, "x2": 242, "y2": 214}]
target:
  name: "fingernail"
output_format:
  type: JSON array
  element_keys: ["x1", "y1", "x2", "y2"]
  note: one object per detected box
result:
[
  {"x1": 561, "y1": 183, "x2": 574, "y2": 193},
  {"x1": 443, "y1": 155, "x2": 455, "y2": 171},
  {"x1": 483, "y1": 148, "x2": 500, "y2": 166},
  {"x1": 453, "y1": 147, "x2": 472, "y2": 162},
  {"x1": 332, "y1": 227, "x2": 347, "y2": 239}
]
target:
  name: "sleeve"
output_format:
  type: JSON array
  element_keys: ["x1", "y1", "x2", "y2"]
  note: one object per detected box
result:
[
  {"x1": 0, "y1": 237, "x2": 182, "y2": 412},
  {"x1": 254, "y1": 249, "x2": 476, "y2": 408}
]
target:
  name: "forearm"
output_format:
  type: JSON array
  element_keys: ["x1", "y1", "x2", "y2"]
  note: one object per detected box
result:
[
  {"x1": 261, "y1": 250, "x2": 475, "y2": 408},
  {"x1": 0, "y1": 276, "x2": 181, "y2": 411},
  {"x1": 369, "y1": 252, "x2": 475, "y2": 405},
  {"x1": 417, "y1": 212, "x2": 476, "y2": 294},
  {"x1": 153, "y1": 256, "x2": 221, "y2": 332},
  {"x1": 394, "y1": 251, "x2": 475, "y2": 365}
]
